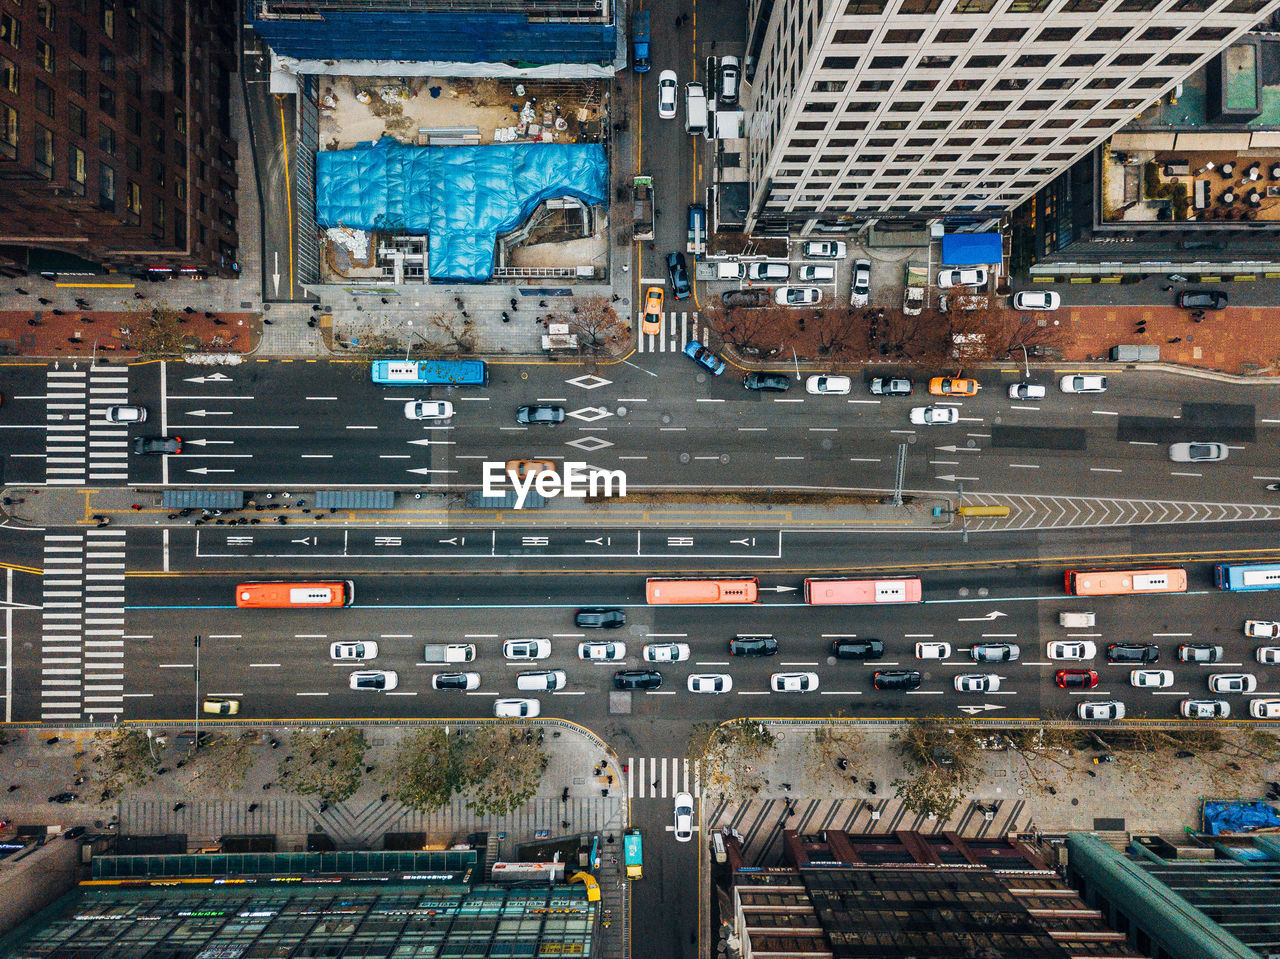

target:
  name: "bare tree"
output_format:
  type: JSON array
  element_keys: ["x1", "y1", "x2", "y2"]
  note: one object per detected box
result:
[
  {"x1": 809, "y1": 308, "x2": 867, "y2": 360},
  {"x1": 565, "y1": 295, "x2": 628, "y2": 354},
  {"x1": 948, "y1": 307, "x2": 1069, "y2": 362},
  {"x1": 873, "y1": 308, "x2": 949, "y2": 365},
  {"x1": 708, "y1": 303, "x2": 792, "y2": 357},
  {"x1": 427, "y1": 312, "x2": 477, "y2": 354}
]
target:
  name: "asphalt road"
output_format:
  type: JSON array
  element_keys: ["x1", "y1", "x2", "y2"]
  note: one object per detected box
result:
[{"x1": 3, "y1": 360, "x2": 1280, "y2": 503}]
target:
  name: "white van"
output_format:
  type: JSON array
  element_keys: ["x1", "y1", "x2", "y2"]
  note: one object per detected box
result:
[
  {"x1": 684, "y1": 82, "x2": 708, "y2": 135},
  {"x1": 716, "y1": 262, "x2": 746, "y2": 280},
  {"x1": 517, "y1": 669, "x2": 567, "y2": 691},
  {"x1": 1058, "y1": 611, "x2": 1096, "y2": 628},
  {"x1": 798, "y1": 265, "x2": 835, "y2": 282}
]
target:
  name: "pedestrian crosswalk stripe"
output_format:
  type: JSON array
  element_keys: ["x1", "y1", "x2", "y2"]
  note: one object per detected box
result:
[
  {"x1": 635, "y1": 312, "x2": 702, "y2": 353},
  {"x1": 625, "y1": 756, "x2": 700, "y2": 798},
  {"x1": 44, "y1": 369, "x2": 131, "y2": 484}
]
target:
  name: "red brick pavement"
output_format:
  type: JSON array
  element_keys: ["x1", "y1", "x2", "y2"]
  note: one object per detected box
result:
[{"x1": 0, "y1": 310, "x2": 258, "y2": 358}]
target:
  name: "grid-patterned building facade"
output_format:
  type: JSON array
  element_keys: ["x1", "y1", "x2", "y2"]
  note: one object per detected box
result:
[
  {"x1": 0, "y1": 0, "x2": 240, "y2": 277},
  {"x1": 743, "y1": 0, "x2": 1280, "y2": 234}
]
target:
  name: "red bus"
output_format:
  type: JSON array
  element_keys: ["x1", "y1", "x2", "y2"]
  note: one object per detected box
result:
[
  {"x1": 645, "y1": 578, "x2": 759, "y2": 605},
  {"x1": 235, "y1": 581, "x2": 355, "y2": 608},
  {"x1": 1064, "y1": 568, "x2": 1186, "y2": 596},
  {"x1": 804, "y1": 577, "x2": 923, "y2": 605}
]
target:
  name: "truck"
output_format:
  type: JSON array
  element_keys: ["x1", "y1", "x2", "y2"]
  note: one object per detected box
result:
[
  {"x1": 632, "y1": 12, "x2": 650, "y2": 72},
  {"x1": 686, "y1": 202, "x2": 706, "y2": 256},
  {"x1": 903, "y1": 261, "x2": 927, "y2": 316},
  {"x1": 632, "y1": 175, "x2": 654, "y2": 241},
  {"x1": 422, "y1": 643, "x2": 476, "y2": 664}
]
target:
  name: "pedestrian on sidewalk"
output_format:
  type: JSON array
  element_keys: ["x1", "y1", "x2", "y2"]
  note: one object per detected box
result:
[
  {"x1": 38, "y1": 297, "x2": 51, "y2": 305},
  {"x1": 1167, "y1": 337, "x2": 1182, "y2": 343},
  {"x1": 14, "y1": 287, "x2": 28, "y2": 295},
  {"x1": 131, "y1": 503, "x2": 143, "y2": 510}
]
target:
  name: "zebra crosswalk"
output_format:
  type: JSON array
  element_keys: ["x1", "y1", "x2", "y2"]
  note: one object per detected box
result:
[
  {"x1": 634, "y1": 311, "x2": 706, "y2": 353},
  {"x1": 625, "y1": 756, "x2": 700, "y2": 799},
  {"x1": 41, "y1": 529, "x2": 126, "y2": 722},
  {"x1": 46, "y1": 367, "x2": 131, "y2": 485}
]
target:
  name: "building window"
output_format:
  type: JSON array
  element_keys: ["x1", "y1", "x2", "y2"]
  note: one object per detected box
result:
[
  {"x1": 99, "y1": 44, "x2": 115, "y2": 76},
  {"x1": 99, "y1": 83, "x2": 115, "y2": 116},
  {"x1": 69, "y1": 21, "x2": 86, "y2": 55},
  {"x1": 986, "y1": 27, "x2": 1026, "y2": 42},
  {"x1": 99, "y1": 164, "x2": 115, "y2": 209},
  {"x1": 1085, "y1": 76, "x2": 1122, "y2": 89},
  {"x1": 823, "y1": 56, "x2": 859, "y2": 69},
  {"x1": 966, "y1": 55, "x2": 1005, "y2": 68},
  {"x1": 812, "y1": 79, "x2": 848, "y2": 92},
  {"x1": 34, "y1": 125, "x2": 54, "y2": 176},
  {"x1": 69, "y1": 146, "x2": 86, "y2": 194},
  {"x1": 126, "y1": 141, "x2": 140, "y2": 171},
  {"x1": 904, "y1": 79, "x2": 938, "y2": 91},
  {"x1": 99, "y1": 123, "x2": 115, "y2": 155},
  {"x1": 35, "y1": 38, "x2": 53, "y2": 72},
  {"x1": 1015, "y1": 54, "x2": 1053, "y2": 67},
  {"x1": 67, "y1": 65, "x2": 85, "y2": 96},
  {"x1": 1130, "y1": 76, "x2": 1171, "y2": 88},
  {"x1": 1160, "y1": 52, "x2": 1201, "y2": 66},
  {"x1": 1112, "y1": 52, "x2": 1151, "y2": 66},
  {"x1": 845, "y1": 0, "x2": 888, "y2": 10},
  {"x1": 936, "y1": 28, "x2": 975, "y2": 42},
  {"x1": 68, "y1": 102, "x2": 86, "y2": 137},
  {"x1": 0, "y1": 102, "x2": 16, "y2": 159},
  {"x1": 918, "y1": 55, "x2": 955, "y2": 68},
  {"x1": 953, "y1": 0, "x2": 997, "y2": 12},
  {"x1": 0, "y1": 14, "x2": 19, "y2": 49},
  {"x1": 1063, "y1": 53, "x2": 1102, "y2": 66},
  {"x1": 884, "y1": 28, "x2": 924, "y2": 42},
  {"x1": 833, "y1": 29, "x2": 871, "y2": 43},
  {"x1": 994, "y1": 78, "x2": 1029, "y2": 91},
  {"x1": 102, "y1": 0, "x2": 115, "y2": 38},
  {"x1": 34, "y1": 79, "x2": 54, "y2": 118},
  {"x1": 859, "y1": 79, "x2": 893, "y2": 91},
  {"x1": 127, "y1": 105, "x2": 141, "y2": 135},
  {"x1": 869, "y1": 56, "x2": 907, "y2": 69},
  {"x1": 127, "y1": 180, "x2": 141, "y2": 214},
  {"x1": 0, "y1": 54, "x2": 14, "y2": 93},
  {"x1": 36, "y1": 0, "x2": 55, "y2": 29}
]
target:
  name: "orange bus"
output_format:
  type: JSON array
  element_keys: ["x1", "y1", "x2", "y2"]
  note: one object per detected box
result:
[
  {"x1": 1064, "y1": 568, "x2": 1186, "y2": 596},
  {"x1": 804, "y1": 577, "x2": 923, "y2": 605},
  {"x1": 235, "y1": 581, "x2": 355, "y2": 608},
  {"x1": 645, "y1": 577, "x2": 759, "y2": 605}
]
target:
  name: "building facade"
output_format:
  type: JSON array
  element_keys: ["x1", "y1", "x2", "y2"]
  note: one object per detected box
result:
[
  {"x1": 0, "y1": 0, "x2": 239, "y2": 278},
  {"x1": 742, "y1": 0, "x2": 1280, "y2": 236}
]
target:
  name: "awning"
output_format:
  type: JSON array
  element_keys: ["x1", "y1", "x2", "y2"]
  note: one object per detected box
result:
[
  {"x1": 161, "y1": 490, "x2": 246, "y2": 509},
  {"x1": 941, "y1": 233, "x2": 1002, "y2": 266},
  {"x1": 313, "y1": 490, "x2": 396, "y2": 510}
]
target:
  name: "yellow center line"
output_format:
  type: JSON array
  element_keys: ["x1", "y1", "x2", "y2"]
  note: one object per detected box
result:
[{"x1": 276, "y1": 95, "x2": 296, "y2": 295}]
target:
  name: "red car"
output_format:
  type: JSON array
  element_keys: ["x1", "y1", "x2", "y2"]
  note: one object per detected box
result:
[{"x1": 1056, "y1": 669, "x2": 1099, "y2": 689}]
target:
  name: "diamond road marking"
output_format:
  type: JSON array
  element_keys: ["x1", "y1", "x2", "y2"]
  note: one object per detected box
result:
[
  {"x1": 565, "y1": 435, "x2": 615, "y2": 452},
  {"x1": 568, "y1": 406, "x2": 614, "y2": 423},
  {"x1": 565, "y1": 374, "x2": 613, "y2": 390}
]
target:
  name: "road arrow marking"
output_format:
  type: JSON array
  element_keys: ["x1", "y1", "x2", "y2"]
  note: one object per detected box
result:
[
  {"x1": 763, "y1": 586, "x2": 798, "y2": 593},
  {"x1": 935, "y1": 474, "x2": 980, "y2": 482},
  {"x1": 958, "y1": 611, "x2": 1007, "y2": 621},
  {"x1": 184, "y1": 439, "x2": 234, "y2": 446},
  {"x1": 407, "y1": 467, "x2": 457, "y2": 475},
  {"x1": 730, "y1": 538, "x2": 756, "y2": 546},
  {"x1": 934, "y1": 445, "x2": 981, "y2": 453},
  {"x1": 958, "y1": 704, "x2": 1006, "y2": 714},
  {"x1": 290, "y1": 538, "x2": 315, "y2": 545},
  {"x1": 186, "y1": 467, "x2": 235, "y2": 474},
  {"x1": 272, "y1": 251, "x2": 281, "y2": 297},
  {"x1": 586, "y1": 538, "x2": 604, "y2": 545},
  {"x1": 183, "y1": 409, "x2": 233, "y2": 418},
  {"x1": 183, "y1": 373, "x2": 232, "y2": 384},
  {"x1": 439, "y1": 537, "x2": 459, "y2": 545}
]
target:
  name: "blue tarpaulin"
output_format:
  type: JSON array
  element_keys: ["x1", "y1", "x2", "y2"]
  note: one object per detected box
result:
[
  {"x1": 1202, "y1": 800, "x2": 1280, "y2": 835},
  {"x1": 941, "y1": 233, "x2": 1003, "y2": 267},
  {"x1": 316, "y1": 138, "x2": 609, "y2": 282}
]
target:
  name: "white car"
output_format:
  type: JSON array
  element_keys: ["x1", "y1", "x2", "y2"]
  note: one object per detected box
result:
[
  {"x1": 1059, "y1": 374, "x2": 1107, "y2": 394},
  {"x1": 105, "y1": 405, "x2": 148, "y2": 423},
  {"x1": 1250, "y1": 699, "x2": 1280, "y2": 719},
  {"x1": 805, "y1": 375, "x2": 852, "y2": 395},
  {"x1": 516, "y1": 669, "x2": 567, "y2": 691},
  {"x1": 937, "y1": 268, "x2": 987, "y2": 288},
  {"x1": 349, "y1": 669, "x2": 398, "y2": 691},
  {"x1": 1011, "y1": 290, "x2": 1060, "y2": 311},
  {"x1": 915, "y1": 642, "x2": 952, "y2": 659},
  {"x1": 747, "y1": 262, "x2": 791, "y2": 282},
  {"x1": 673, "y1": 791, "x2": 694, "y2": 842},
  {"x1": 1208, "y1": 673, "x2": 1257, "y2": 694},
  {"x1": 955, "y1": 673, "x2": 1000, "y2": 693},
  {"x1": 687, "y1": 673, "x2": 733, "y2": 693},
  {"x1": 431, "y1": 672, "x2": 481, "y2": 691},
  {"x1": 775, "y1": 286, "x2": 822, "y2": 306},
  {"x1": 1169, "y1": 442, "x2": 1228, "y2": 463},
  {"x1": 1078, "y1": 700, "x2": 1125, "y2": 721},
  {"x1": 1130, "y1": 669, "x2": 1174, "y2": 688},
  {"x1": 404, "y1": 400, "x2": 454, "y2": 420},
  {"x1": 802, "y1": 240, "x2": 847, "y2": 259},
  {"x1": 771, "y1": 671, "x2": 819, "y2": 692},
  {"x1": 1258, "y1": 647, "x2": 1280, "y2": 665},
  {"x1": 494, "y1": 698, "x2": 540, "y2": 718},
  {"x1": 1007, "y1": 383, "x2": 1047, "y2": 400},
  {"x1": 657, "y1": 70, "x2": 678, "y2": 119},
  {"x1": 330, "y1": 641, "x2": 378, "y2": 661},
  {"x1": 643, "y1": 642, "x2": 690, "y2": 663},
  {"x1": 503, "y1": 638, "x2": 552, "y2": 660},
  {"x1": 1181, "y1": 699, "x2": 1229, "y2": 719},
  {"x1": 850, "y1": 259, "x2": 871, "y2": 307},
  {"x1": 1246, "y1": 621, "x2": 1280, "y2": 639},
  {"x1": 909, "y1": 406, "x2": 959, "y2": 426},
  {"x1": 1047, "y1": 641, "x2": 1097, "y2": 661},
  {"x1": 579, "y1": 641, "x2": 626, "y2": 662}
]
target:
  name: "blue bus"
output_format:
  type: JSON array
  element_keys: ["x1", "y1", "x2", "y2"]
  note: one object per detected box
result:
[
  {"x1": 623, "y1": 830, "x2": 642, "y2": 880},
  {"x1": 1215, "y1": 562, "x2": 1280, "y2": 591},
  {"x1": 370, "y1": 359, "x2": 488, "y2": 386}
]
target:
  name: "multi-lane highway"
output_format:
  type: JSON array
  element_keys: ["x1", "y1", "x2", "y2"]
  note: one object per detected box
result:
[{"x1": 3, "y1": 359, "x2": 1280, "y2": 502}]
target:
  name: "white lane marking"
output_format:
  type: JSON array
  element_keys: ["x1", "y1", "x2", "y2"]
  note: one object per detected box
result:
[
  {"x1": 848, "y1": 399, "x2": 881, "y2": 404},
  {"x1": 306, "y1": 396, "x2": 338, "y2": 401},
  {"x1": 346, "y1": 425, "x2": 378, "y2": 430},
  {"x1": 775, "y1": 456, "x2": 805, "y2": 460},
  {"x1": 1090, "y1": 467, "x2": 1122, "y2": 473},
  {"x1": 1129, "y1": 441, "x2": 1158, "y2": 446},
  {"x1": 250, "y1": 663, "x2": 281, "y2": 668},
  {"x1": 1009, "y1": 463, "x2": 1040, "y2": 469},
  {"x1": 301, "y1": 454, "x2": 333, "y2": 459},
  {"x1": 1170, "y1": 471, "x2": 1202, "y2": 478},
  {"x1": 848, "y1": 457, "x2": 881, "y2": 463},
  {"x1": 1009, "y1": 405, "x2": 1040, "y2": 411},
  {"x1": 1091, "y1": 410, "x2": 1118, "y2": 416},
  {"x1": 697, "y1": 398, "x2": 726, "y2": 403}
]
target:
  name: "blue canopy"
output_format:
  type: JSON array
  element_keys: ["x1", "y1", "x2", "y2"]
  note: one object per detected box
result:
[
  {"x1": 316, "y1": 137, "x2": 609, "y2": 282},
  {"x1": 941, "y1": 233, "x2": 1003, "y2": 266}
]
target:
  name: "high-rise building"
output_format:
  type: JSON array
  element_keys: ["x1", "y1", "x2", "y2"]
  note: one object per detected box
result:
[
  {"x1": 0, "y1": 0, "x2": 239, "y2": 278},
  {"x1": 742, "y1": 0, "x2": 1280, "y2": 235}
]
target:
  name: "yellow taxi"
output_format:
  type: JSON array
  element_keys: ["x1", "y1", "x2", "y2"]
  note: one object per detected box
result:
[
  {"x1": 642, "y1": 287, "x2": 664, "y2": 336},
  {"x1": 928, "y1": 376, "x2": 980, "y2": 397},
  {"x1": 505, "y1": 459, "x2": 557, "y2": 480}
]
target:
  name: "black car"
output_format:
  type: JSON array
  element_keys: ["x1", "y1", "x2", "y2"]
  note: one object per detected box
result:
[
  {"x1": 516, "y1": 405, "x2": 566, "y2": 425},
  {"x1": 831, "y1": 638, "x2": 884, "y2": 660},
  {"x1": 62, "y1": 826, "x2": 88, "y2": 840},
  {"x1": 1107, "y1": 643, "x2": 1160, "y2": 664},
  {"x1": 872, "y1": 670, "x2": 922, "y2": 691},
  {"x1": 729, "y1": 635, "x2": 778, "y2": 656},
  {"x1": 1177, "y1": 289, "x2": 1227, "y2": 310},
  {"x1": 667, "y1": 251, "x2": 691, "y2": 300},
  {"x1": 576, "y1": 607, "x2": 626, "y2": 629},
  {"x1": 743, "y1": 372, "x2": 790, "y2": 392},
  {"x1": 722, "y1": 289, "x2": 770, "y2": 309},
  {"x1": 133, "y1": 435, "x2": 182, "y2": 455},
  {"x1": 614, "y1": 669, "x2": 662, "y2": 690},
  {"x1": 48, "y1": 792, "x2": 78, "y2": 803}
]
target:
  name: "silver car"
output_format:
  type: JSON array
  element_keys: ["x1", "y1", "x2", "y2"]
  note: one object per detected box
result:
[
  {"x1": 1078, "y1": 700, "x2": 1125, "y2": 720},
  {"x1": 850, "y1": 259, "x2": 871, "y2": 307},
  {"x1": 503, "y1": 638, "x2": 552, "y2": 660},
  {"x1": 1169, "y1": 442, "x2": 1228, "y2": 463},
  {"x1": 955, "y1": 673, "x2": 1000, "y2": 692},
  {"x1": 106, "y1": 405, "x2": 148, "y2": 423},
  {"x1": 1207, "y1": 673, "x2": 1257, "y2": 694}
]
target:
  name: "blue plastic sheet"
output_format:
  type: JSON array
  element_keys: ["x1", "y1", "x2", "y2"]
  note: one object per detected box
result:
[
  {"x1": 1203, "y1": 800, "x2": 1280, "y2": 835},
  {"x1": 940, "y1": 233, "x2": 1003, "y2": 266},
  {"x1": 316, "y1": 137, "x2": 608, "y2": 282}
]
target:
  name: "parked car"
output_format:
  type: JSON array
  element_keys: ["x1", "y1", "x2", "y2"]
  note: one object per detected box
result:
[
  {"x1": 928, "y1": 377, "x2": 979, "y2": 396},
  {"x1": 1130, "y1": 669, "x2": 1174, "y2": 688},
  {"x1": 330, "y1": 641, "x2": 378, "y2": 661},
  {"x1": 349, "y1": 670, "x2": 398, "y2": 691},
  {"x1": 1169, "y1": 442, "x2": 1228, "y2": 462},
  {"x1": 802, "y1": 240, "x2": 846, "y2": 259},
  {"x1": 673, "y1": 791, "x2": 694, "y2": 842},
  {"x1": 405, "y1": 401, "x2": 454, "y2": 420},
  {"x1": 870, "y1": 377, "x2": 913, "y2": 396},
  {"x1": 575, "y1": 608, "x2": 626, "y2": 629},
  {"x1": 722, "y1": 289, "x2": 770, "y2": 308},
  {"x1": 850, "y1": 259, "x2": 871, "y2": 307},
  {"x1": 1177, "y1": 644, "x2": 1223, "y2": 663},
  {"x1": 1180, "y1": 699, "x2": 1229, "y2": 719},
  {"x1": 1055, "y1": 669, "x2": 1098, "y2": 689},
  {"x1": 494, "y1": 698, "x2": 540, "y2": 718},
  {"x1": 747, "y1": 262, "x2": 791, "y2": 282},
  {"x1": 667, "y1": 251, "x2": 692, "y2": 299},
  {"x1": 1047, "y1": 641, "x2": 1096, "y2": 661},
  {"x1": 431, "y1": 672, "x2": 480, "y2": 691},
  {"x1": 106, "y1": 405, "x2": 148, "y2": 423},
  {"x1": 503, "y1": 638, "x2": 552, "y2": 660},
  {"x1": 955, "y1": 673, "x2": 1000, "y2": 692},
  {"x1": 1108, "y1": 643, "x2": 1159, "y2": 663},
  {"x1": 1078, "y1": 701, "x2": 1125, "y2": 721},
  {"x1": 1011, "y1": 290, "x2": 1060, "y2": 310},
  {"x1": 831, "y1": 638, "x2": 884, "y2": 660},
  {"x1": 1258, "y1": 647, "x2": 1280, "y2": 664},
  {"x1": 642, "y1": 286, "x2": 664, "y2": 336},
  {"x1": 134, "y1": 435, "x2": 182, "y2": 455},
  {"x1": 657, "y1": 70, "x2": 678, "y2": 119},
  {"x1": 1208, "y1": 673, "x2": 1257, "y2": 694},
  {"x1": 1059, "y1": 374, "x2": 1107, "y2": 394},
  {"x1": 909, "y1": 406, "x2": 959, "y2": 426},
  {"x1": 48, "y1": 792, "x2": 79, "y2": 804},
  {"x1": 1177, "y1": 289, "x2": 1227, "y2": 310},
  {"x1": 806, "y1": 375, "x2": 852, "y2": 395},
  {"x1": 684, "y1": 340, "x2": 726, "y2": 376},
  {"x1": 1008, "y1": 383, "x2": 1046, "y2": 400},
  {"x1": 774, "y1": 286, "x2": 822, "y2": 306},
  {"x1": 744, "y1": 372, "x2": 790, "y2": 392},
  {"x1": 915, "y1": 642, "x2": 951, "y2": 659},
  {"x1": 1246, "y1": 621, "x2": 1280, "y2": 639},
  {"x1": 614, "y1": 669, "x2": 662, "y2": 690},
  {"x1": 578, "y1": 641, "x2": 626, "y2": 661},
  {"x1": 202, "y1": 698, "x2": 240, "y2": 716},
  {"x1": 971, "y1": 643, "x2": 1019, "y2": 663},
  {"x1": 771, "y1": 672, "x2": 819, "y2": 692},
  {"x1": 1250, "y1": 699, "x2": 1280, "y2": 719},
  {"x1": 937, "y1": 268, "x2": 988, "y2": 288},
  {"x1": 872, "y1": 669, "x2": 922, "y2": 690},
  {"x1": 644, "y1": 642, "x2": 690, "y2": 663},
  {"x1": 798, "y1": 265, "x2": 836, "y2": 282},
  {"x1": 688, "y1": 673, "x2": 733, "y2": 693},
  {"x1": 729, "y1": 635, "x2": 778, "y2": 656},
  {"x1": 718, "y1": 56, "x2": 740, "y2": 104},
  {"x1": 516, "y1": 405, "x2": 566, "y2": 425}
]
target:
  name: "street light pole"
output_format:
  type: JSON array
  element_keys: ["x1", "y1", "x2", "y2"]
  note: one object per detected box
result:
[
  {"x1": 1019, "y1": 344, "x2": 1029, "y2": 380},
  {"x1": 193, "y1": 635, "x2": 201, "y2": 749},
  {"x1": 791, "y1": 348, "x2": 799, "y2": 381}
]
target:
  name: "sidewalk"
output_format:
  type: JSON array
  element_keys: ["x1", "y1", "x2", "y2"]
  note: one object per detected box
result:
[{"x1": 0, "y1": 304, "x2": 257, "y2": 359}]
